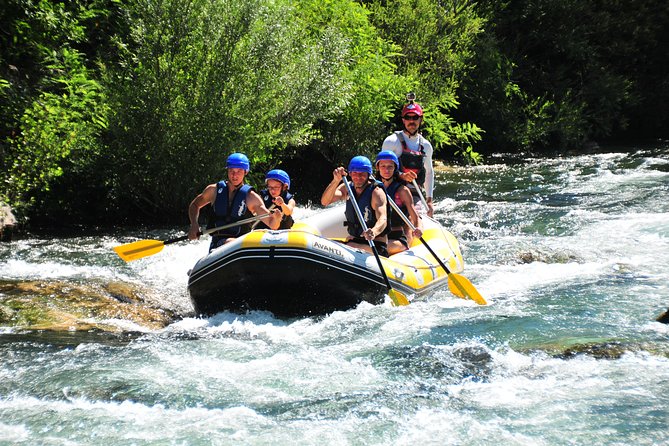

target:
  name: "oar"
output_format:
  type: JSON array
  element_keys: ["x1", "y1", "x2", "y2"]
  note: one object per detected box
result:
[
  {"x1": 113, "y1": 213, "x2": 270, "y2": 262},
  {"x1": 383, "y1": 188, "x2": 486, "y2": 305},
  {"x1": 342, "y1": 178, "x2": 409, "y2": 306},
  {"x1": 411, "y1": 179, "x2": 429, "y2": 210}
]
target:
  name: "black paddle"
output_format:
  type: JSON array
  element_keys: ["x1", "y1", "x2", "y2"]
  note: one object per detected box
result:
[
  {"x1": 381, "y1": 187, "x2": 486, "y2": 305},
  {"x1": 342, "y1": 177, "x2": 409, "y2": 306}
]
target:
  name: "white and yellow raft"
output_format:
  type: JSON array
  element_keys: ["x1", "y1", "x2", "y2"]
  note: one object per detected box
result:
[{"x1": 187, "y1": 205, "x2": 466, "y2": 317}]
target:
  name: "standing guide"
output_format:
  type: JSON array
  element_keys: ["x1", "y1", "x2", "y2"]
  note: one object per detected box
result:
[{"x1": 382, "y1": 93, "x2": 435, "y2": 217}]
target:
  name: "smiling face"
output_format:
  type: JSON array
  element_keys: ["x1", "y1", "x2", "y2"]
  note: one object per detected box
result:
[
  {"x1": 377, "y1": 160, "x2": 396, "y2": 180},
  {"x1": 350, "y1": 171, "x2": 370, "y2": 189},
  {"x1": 227, "y1": 167, "x2": 246, "y2": 187},
  {"x1": 266, "y1": 179, "x2": 284, "y2": 198}
]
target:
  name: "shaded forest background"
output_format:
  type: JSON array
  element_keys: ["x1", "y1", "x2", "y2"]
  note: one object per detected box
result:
[{"x1": 1, "y1": 0, "x2": 668, "y2": 229}]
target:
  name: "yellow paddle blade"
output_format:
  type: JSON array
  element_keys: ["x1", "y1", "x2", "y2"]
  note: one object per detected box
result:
[
  {"x1": 447, "y1": 275, "x2": 467, "y2": 299},
  {"x1": 447, "y1": 273, "x2": 487, "y2": 305},
  {"x1": 113, "y1": 240, "x2": 165, "y2": 262},
  {"x1": 388, "y1": 288, "x2": 410, "y2": 306}
]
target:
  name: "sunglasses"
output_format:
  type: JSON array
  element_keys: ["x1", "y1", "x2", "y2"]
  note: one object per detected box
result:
[{"x1": 402, "y1": 115, "x2": 421, "y2": 121}]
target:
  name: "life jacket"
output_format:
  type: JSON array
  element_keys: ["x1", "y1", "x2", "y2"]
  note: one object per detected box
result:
[
  {"x1": 344, "y1": 180, "x2": 390, "y2": 238},
  {"x1": 256, "y1": 189, "x2": 295, "y2": 230},
  {"x1": 384, "y1": 180, "x2": 407, "y2": 230},
  {"x1": 210, "y1": 180, "x2": 254, "y2": 237},
  {"x1": 397, "y1": 132, "x2": 426, "y2": 187}
]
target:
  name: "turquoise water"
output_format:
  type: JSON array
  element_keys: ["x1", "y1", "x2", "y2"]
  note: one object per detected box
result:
[{"x1": 2, "y1": 146, "x2": 669, "y2": 445}]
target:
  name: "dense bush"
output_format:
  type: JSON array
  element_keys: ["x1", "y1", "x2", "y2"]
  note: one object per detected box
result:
[
  {"x1": 0, "y1": 0, "x2": 113, "y2": 220},
  {"x1": 1, "y1": 0, "x2": 667, "y2": 227},
  {"x1": 459, "y1": 0, "x2": 669, "y2": 152}
]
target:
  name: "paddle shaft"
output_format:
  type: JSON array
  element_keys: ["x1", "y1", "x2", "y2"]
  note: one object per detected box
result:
[
  {"x1": 251, "y1": 205, "x2": 275, "y2": 230},
  {"x1": 342, "y1": 179, "x2": 394, "y2": 292},
  {"x1": 114, "y1": 212, "x2": 273, "y2": 262},
  {"x1": 411, "y1": 179, "x2": 429, "y2": 210},
  {"x1": 384, "y1": 192, "x2": 452, "y2": 274},
  {"x1": 164, "y1": 212, "x2": 271, "y2": 246}
]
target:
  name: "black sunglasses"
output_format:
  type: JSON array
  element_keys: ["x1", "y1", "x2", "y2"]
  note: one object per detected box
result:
[{"x1": 402, "y1": 115, "x2": 421, "y2": 121}]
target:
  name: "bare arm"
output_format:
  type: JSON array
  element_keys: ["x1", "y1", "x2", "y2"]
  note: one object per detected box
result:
[
  {"x1": 321, "y1": 167, "x2": 348, "y2": 206},
  {"x1": 272, "y1": 196, "x2": 295, "y2": 216},
  {"x1": 365, "y1": 187, "x2": 388, "y2": 240},
  {"x1": 423, "y1": 140, "x2": 435, "y2": 217},
  {"x1": 246, "y1": 190, "x2": 282, "y2": 230},
  {"x1": 399, "y1": 185, "x2": 423, "y2": 239},
  {"x1": 188, "y1": 184, "x2": 217, "y2": 240}
]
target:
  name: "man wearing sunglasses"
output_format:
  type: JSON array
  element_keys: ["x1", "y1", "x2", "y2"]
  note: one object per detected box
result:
[{"x1": 381, "y1": 94, "x2": 435, "y2": 217}]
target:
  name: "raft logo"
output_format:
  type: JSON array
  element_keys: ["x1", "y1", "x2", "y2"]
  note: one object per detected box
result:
[{"x1": 313, "y1": 240, "x2": 343, "y2": 257}]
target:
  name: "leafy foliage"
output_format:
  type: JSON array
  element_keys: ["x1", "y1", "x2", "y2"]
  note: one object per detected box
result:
[
  {"x1": 461, "y1": 0, "x2": 669, "y2": 152},
  {"x1": 1, "y1": 0, "x2": 667, "y2": 226},
  {"x1": 105, "y1": 0, "x2": 353, "y2": 218},
  {"x1": 365, "y1": 0, "x2": 485, "y2": 163},
  {"x1": 1, "y1": 0, "x2": 111, "y2": 215}
]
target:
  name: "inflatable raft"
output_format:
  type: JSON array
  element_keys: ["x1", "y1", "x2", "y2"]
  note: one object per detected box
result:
[{"x1": 187, "y1": 205, "x2": 467, "y2": 317}]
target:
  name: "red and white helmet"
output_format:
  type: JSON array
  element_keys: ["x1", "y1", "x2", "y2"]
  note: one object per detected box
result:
[{"x1": 401, "y1": 102, "x2": 423, "y2": 117}]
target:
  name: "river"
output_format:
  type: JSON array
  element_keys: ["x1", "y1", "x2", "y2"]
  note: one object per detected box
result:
[{"x1": 1, "y1": 145, "x2": 668, "y2": 445}]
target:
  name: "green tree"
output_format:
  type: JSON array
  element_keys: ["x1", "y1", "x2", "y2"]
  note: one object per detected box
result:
[
  {"x1": 365, "y1": 0, "x2": 485, "y2": 163},
  {"x1": 461, "y1": 0, "x2": 669, "y2": 152},
  {"x1": 105, "y1": 0, "x2": 352, "y2": 219},
  {"x1": 1, "y1": 0, "x2": 111, "y2": 218},
  {"x1": 293, "y1": 0, "x2": 408, "y2": 166}
]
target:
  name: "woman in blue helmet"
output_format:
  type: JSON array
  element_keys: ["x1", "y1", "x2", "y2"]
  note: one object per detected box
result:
[
  {"x1": 320, "y1": 155, "x2": 389, "y2": 256},
  {"x1": 255, "y1": 169, "x2": 296, "y2": 230},
  {"x1": 187, "y1": 153, "x2": 281, "y2": 251},
  {"x1": 375, "y1": 150, "x2": 423, "y2": 254}
]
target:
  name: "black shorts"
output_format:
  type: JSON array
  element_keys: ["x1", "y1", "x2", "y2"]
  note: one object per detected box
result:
[
  {"x1": 388, "y1": 229, "x2": 409, "y2": 249},
  {"x1": 346, "y1": 237, "x2": 389, "y2": 257}
]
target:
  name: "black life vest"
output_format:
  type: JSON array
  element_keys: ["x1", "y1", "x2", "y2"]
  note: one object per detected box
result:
[
  {"x1": 384, "y1": 180, "x2": 407, "y2": 230},
  {"x1": 344, "y1": 180, "x2": 390, "y2": 238},
  {"x1": 398, "y1": 132, "x2": 426, "y2": 186},
  {"x1": 257, "y1": 189, "x2": 295, "y2": 230}
]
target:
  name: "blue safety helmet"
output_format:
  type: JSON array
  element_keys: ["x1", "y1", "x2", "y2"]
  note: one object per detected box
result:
[
  {"x1": 375, "y1": 150, "x2": 400, "y2": 170},
  {"x1": 265, "y1": 169, "x2": 290, "y2": 189},
  {"x1": 348, "y1": 156, "x2": 373, "y2": 175},
  {"x1": 226, "y1": 153, "x2": 250, "y2": 171}
]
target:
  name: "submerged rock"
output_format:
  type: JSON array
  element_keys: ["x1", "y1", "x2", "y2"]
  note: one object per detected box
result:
[
  {"x1": 557, "y1": 341, "x2": 628, "y2": 360},
  {"x1": 0, "y1": 279, "x2": 178, "y2": 332},
  {"x1": 657, "y1": 308, "x2": 669, "y2": 324},
  {"x1": 517, "y1": 248, "x2": 581, "y2": 264},
  {"x1": 521, "y1": 338, "x2": 669, "y2": 360}
]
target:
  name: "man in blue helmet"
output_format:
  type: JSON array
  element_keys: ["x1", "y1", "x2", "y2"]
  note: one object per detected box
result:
[
  {"x1": 320, "y1": 156, "x2": 389, "y2": 256},
  {"x1": 254, "y1": 169, "x2": 296, "y2": 230},
  {"x1": 375, "y1": 150, "x2": 423, "y2": 255},
  {"x1": 382, "y1": 93, "x2": 435, "y2": 217},
  {"x1": 187, "y1": 153, "x2": 281, "y2": 251}
]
